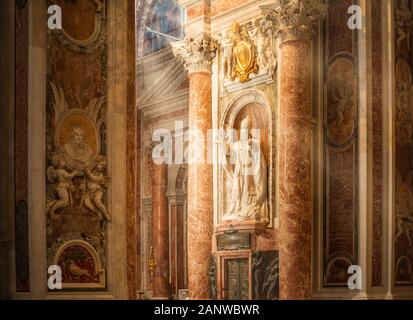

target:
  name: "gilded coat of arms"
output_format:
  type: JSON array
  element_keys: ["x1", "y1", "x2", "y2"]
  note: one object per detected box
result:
[{"x1": 222, "y1": 22, "x2": 259, "y2": 83}]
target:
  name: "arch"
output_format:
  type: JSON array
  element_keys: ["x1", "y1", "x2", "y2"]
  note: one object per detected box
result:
[
  {"x1": 221, "y1": 89, "x2": 274, "y2": 130},
  {"x1": 167, "y1": 164, "x2": 188, "y2": 195},
  {"x1": 53, "y1": 240, "x2": 105, "y2": 289}
]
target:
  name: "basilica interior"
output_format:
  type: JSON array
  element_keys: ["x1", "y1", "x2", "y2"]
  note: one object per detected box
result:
[{"x1": 1, "y1": 0, "x2": 413, "y2": 300}]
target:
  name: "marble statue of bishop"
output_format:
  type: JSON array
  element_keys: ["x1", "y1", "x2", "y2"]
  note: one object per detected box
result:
[{"x1": 223, "y1": 116, "x2": 269, "y2": 223}]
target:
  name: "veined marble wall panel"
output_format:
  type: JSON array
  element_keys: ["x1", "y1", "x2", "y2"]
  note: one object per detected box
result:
[
  {"x1": 0, "y1": 0, "x2": 14, "y2": 299},
  {"x1": 323, "y1": 0, "x2": 359, "y2": 287},
  {"x1": 394, "y1": 0, "x2": 413, "y2": 287},
  {"x1": 15, "y1": 0, "x2": 30, "y2": 292}
]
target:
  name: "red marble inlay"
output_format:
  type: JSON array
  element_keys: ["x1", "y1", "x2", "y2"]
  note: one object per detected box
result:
[
  {"x1": 15, "y1": 3, "x2": 30, "y2": 292},
  {"x1": 372, "y1": 0, "x2": 383, "y2": 288}
]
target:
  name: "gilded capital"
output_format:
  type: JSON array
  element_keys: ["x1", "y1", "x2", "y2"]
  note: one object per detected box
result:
[
  {"x1": 171, "y1": 36, "x2": 218, "y2": 74},
  {"x1": 261, "y1": 0, "x2": 328, "y2": 42}
]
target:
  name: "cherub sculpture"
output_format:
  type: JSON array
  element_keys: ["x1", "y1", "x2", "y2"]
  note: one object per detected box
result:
[
  {"x1": 93, "y1": 0, "x2": 103, "y2": 13},
  {"x1": 84, "y1": 155, "x2": 110, "y2": 221},
  {"x1": 47, "y1": 152, "x2": 82, "y2": 218},
  {"x1": 221, "y1": 29, "x2": 236, "y2": 80},
  {"x1": 396, "y1": 0, "x2": 413, "y2": 51}
]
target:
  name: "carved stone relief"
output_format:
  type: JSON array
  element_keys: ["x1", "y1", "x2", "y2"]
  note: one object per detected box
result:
[
  {"x1": 394, "y1": 0, "x2": 413, "y2": 286},
  {"x1": 396, "y1": 0, "x2": 413, "y2": 51},
  {"x1": 326, "y1": 58, "x2": 356, "y2": 146},
  {"x1": 221, "y1": 115, "x2": 268, "y2": 222},
  {"x1": 219, "y1": 18, "x2": 278, "y2": 91},
  {"x1": 221, "y1": 21, "x2": 258, "y2": 83},
  {"x1": 52, "y1": 240, "x2": 105, "y2": 289},
  {"x1": 46, "y1": 82, "x2": 108, "y2": 289},
  {"x1": 50, "y1": 0, "x2": 106, "y2": 54},
  {"x1": 324, "y1": 55, "x2": 358, "y2": 287}
]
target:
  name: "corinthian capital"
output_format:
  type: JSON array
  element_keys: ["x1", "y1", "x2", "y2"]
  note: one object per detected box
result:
[
  {"x1": 171, "y1": 36, "x2": 218, "y2": 74},
  {"x1": 261, "y1": 0, "x2": 328, "y2": 42}
]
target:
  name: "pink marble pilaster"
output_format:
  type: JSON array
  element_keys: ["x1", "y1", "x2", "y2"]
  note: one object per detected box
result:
[{"x1": 151, "y1": 162, "x2": 169, "y2": 298}]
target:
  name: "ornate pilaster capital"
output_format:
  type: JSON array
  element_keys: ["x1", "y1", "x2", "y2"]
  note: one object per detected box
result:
[
  {"x1": 171, "y1": 36, "x2": 218, "y2": 74},
  {"x1": 261, "y1": 0, "x2": 328, "y2": 42}
]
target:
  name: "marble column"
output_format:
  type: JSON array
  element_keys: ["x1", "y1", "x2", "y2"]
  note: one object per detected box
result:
[
  {"x1": 279, "y1": 39, "x2": 313, "y2": 300},
  {"x1": 151, "y1": 162, "x2": 169, "y2": 299},
  {"x1": 172, "y1": 37, "x2": 217, "y2": 299},
  {"x1": 262, "y1": 0, "x2": 327, "y2": 300}
]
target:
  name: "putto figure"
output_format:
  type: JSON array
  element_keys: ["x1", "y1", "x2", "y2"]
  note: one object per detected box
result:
[
  {"x1": 249, "y1": 18, "x2": 276, "y2": 76},
  {"x1": 47, "y1": 152, "x2": 82, "y2": 218},
  {"x1": 221, "y1": 29, "x2": 236, "y2": 80},
  {"x1": 396, "y1": 0, "x2": 413, "y2": 51},
  {"x1": 84, "y1": 156, "x2": 111, "y2": 221}
]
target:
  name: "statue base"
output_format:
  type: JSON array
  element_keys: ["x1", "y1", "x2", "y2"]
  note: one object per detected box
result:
[{"x1": 215, "y1": 219, "x2": 269, "y2": 233}]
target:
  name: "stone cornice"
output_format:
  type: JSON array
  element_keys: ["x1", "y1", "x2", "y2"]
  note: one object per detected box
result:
[
  {"x1": 260, "y1": 0, "x2": 328, "y2": 42},
  {"x1": 171, "y1": 36, "x2": 218, "y2": 74}
]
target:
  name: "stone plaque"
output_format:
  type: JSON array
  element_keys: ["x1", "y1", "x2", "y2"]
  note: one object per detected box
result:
[{"x1": 217, "y1": 231, "x2": 251, "y2": 251}]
